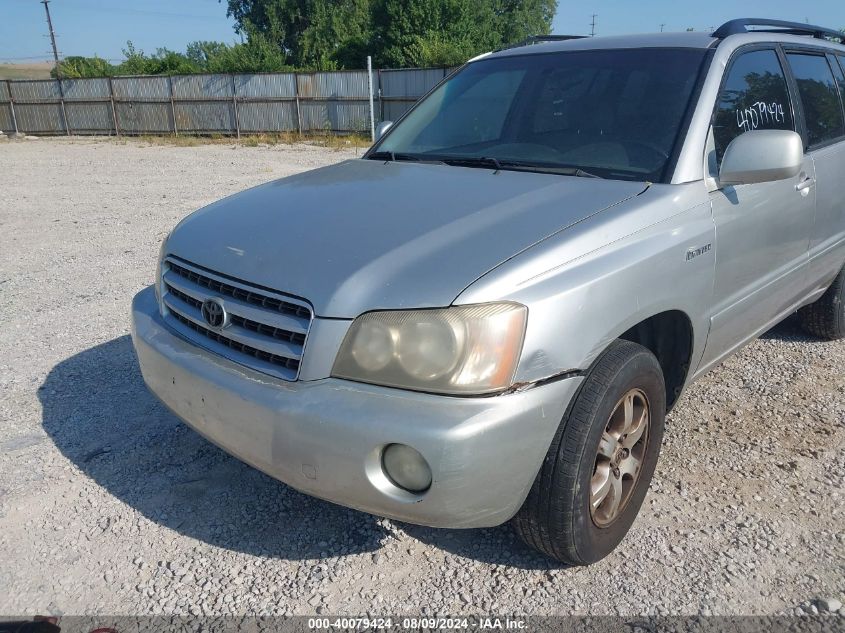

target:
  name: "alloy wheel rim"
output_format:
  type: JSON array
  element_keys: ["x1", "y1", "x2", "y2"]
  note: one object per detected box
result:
[{"x1": 590, "y1": 388, "x2": 650, "y2": 527}]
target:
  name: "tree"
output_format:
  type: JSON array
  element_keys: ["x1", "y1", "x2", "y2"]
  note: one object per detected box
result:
[
  {"x1": 226, "y1": 0, "x2": 556, "y2": 68},
  {"x1": 225, "y1": 0, "x2": 372, "y2": 68},
  {"x1": 494, "y1": 0, "x2": 556, "y2": 43},
  {"x1": 49, "y1": 0, "x2": 558, "y2": 79},
  {"x1": 371, "y1": 0, "x2": 493, "y2": 67},
  {"x1": 186, "y1": 41, "x2": 231, "y2": 67},
  {"x1": 144, "y1": 48, "x2": 202, "y2": 75},
  {"x1": 369, "y1": 0, "x2": 554, "y2": 67},
  {"x1": 109, "y1": 43, "x2": 201, "y2": 75},
  {"x1": 116, "y1": 41, "x2": 152, "y2": 75},
  {"x1": 298, "y1": 0, "x2": 374, "y2": 69}
]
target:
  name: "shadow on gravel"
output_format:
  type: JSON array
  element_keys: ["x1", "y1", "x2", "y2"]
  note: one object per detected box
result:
[
  {"x1": 38, "y1": 336, "x2": 548, "y2": 566},
  {"x1": 38, "y1": 336, "x2": 389, "y2": 560},
  {"x1": 401, "y1": 524, "x2": 563, "y2": 570},
  {"x1": 760, "y1": 313, "x2": 822, "y2": 343}
]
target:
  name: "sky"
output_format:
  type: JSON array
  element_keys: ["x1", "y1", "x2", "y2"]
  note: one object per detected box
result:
[
  {"x1": 553, "y1": 0, "x2": 845, "y2": 38},
  {"x1": 1, "y1": 0, "x2": 844, "y2": 63},
  {"x1": 0, "y1": 0, "x2": 239, "y2": 62}
]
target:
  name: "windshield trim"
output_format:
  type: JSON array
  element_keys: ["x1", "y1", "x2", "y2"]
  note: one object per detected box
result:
[{"x1": 365, "y1": 47, "x2": 714, "y2": 184}]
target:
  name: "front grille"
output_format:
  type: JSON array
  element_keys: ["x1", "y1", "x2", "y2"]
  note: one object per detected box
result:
[
  {"x1": 170, "y1": 312, "x2": 301, "y2": 372},
  {"x1": 161, "y1": 257, "x2": 313, "y2": 381},
  {"x1": 167, "y1": 286, "x2": 306, "y2": 346},
  {"x1": 168, "y1": 261, "x2": 311, "y2": 319}
]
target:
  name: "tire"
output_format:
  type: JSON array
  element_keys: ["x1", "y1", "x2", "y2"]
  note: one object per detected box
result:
[
  {"x1": 512, "y1": 339, "x2": 666, "y2": 565},
  {"x1": 798, "y1": 265, "x2": 845, "y2": 340}
]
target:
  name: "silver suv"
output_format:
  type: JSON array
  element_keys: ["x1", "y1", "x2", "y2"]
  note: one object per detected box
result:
[{"x1": 131, "y1": 19, "x2": 845, "y2": 565}]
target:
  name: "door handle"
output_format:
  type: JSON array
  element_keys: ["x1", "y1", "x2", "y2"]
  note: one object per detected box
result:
[{"x1": 795, "y1": 177, "x2": 816, "y2": 192}]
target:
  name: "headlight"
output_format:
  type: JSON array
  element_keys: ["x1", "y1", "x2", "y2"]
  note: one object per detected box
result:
[{"x1": 332, "y1": 303, "x2": 527, "y2": 395}]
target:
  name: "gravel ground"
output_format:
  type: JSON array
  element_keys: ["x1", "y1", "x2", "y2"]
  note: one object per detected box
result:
[{"x1": 0, "y1": 136, "x2": 843, "y2": 618}]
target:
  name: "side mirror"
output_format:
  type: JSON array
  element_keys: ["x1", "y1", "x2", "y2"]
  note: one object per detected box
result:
[
  {"x1": 375, "y1": 120, "x2": 393, "y2": 141},
  {"x1": 719, "y1": 130, "x2": 803, "y2": 186}
]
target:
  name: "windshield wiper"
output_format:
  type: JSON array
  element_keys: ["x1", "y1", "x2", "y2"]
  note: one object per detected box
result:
[
  {"x1": 439, "y1": 156, "x2": 603, "y2": 179},
  {"x1": 368, "y1": 151, "x2": 422, "y2": 162},
  {"x1": 496, "y1": 162, "x2": 602, "y2": 178},
  {"x1": 525, "y1": 165, "x2": 603, "y2": 179},
  {"x1": 440, "y1": 156, "x2": 503, "y2": 170},
  {"x1": 373, "y1": 152, "x2": 604, "y2": 178}
]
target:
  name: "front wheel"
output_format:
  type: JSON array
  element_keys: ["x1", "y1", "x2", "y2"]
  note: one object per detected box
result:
[{"x1": 512, "y1": 339, "x2": 666, "y2": 565}]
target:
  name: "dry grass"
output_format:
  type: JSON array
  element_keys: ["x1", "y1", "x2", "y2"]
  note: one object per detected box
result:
[
  {"x1": 0, "y1": 62, "x2": 54, "y2": 80},
  {"x1": 132, "y1": 131, "x2": 372, "y2": 150}
]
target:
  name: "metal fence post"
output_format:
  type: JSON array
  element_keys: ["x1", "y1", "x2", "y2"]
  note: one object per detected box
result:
[
  {"x1": 57, "y1": 78, "x2": 70, "y2": 136},
  {"x1": 168, "y1": 75, "x2": 178, "y2": 137},
  {"x1": 108, "y1": 77, "x2": 119, "y2": 136},
  {"x1": 6, "y1": 80, "x2": 18, "y2": 135},
  {"x1": 294, "y1": 73, "x2": 303, "y2": 136},
  {"x1": 367, "y1": 56, "x2": 375, "y2": 142},
  {"x1": 231, "y1": 73, "x2": 240, "y2": 139},
  {"x1": 377, "y1": 69, "x2": 384, "y2": 123}
]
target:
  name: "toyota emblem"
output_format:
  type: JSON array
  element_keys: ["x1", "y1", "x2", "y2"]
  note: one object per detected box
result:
[{"x1": 201, "y1": 298, "x2": 228, "y2": 329}]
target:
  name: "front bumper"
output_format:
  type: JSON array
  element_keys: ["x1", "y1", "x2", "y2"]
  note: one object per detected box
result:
[{"x1": 131, "y1": 286, "x2": 582, "y2": 528}]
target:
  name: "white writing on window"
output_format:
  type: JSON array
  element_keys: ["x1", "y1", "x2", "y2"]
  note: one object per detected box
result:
[{"x1": 736, "y1": 101, "x2": 785, "y2": 133}]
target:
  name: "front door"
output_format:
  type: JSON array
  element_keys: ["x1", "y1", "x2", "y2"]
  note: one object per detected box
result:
[{"x1": 700, "y1": 47, "x2": 815, "y2": 369}]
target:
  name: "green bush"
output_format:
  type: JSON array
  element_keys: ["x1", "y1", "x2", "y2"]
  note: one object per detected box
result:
[
  {"x1": 52, "y1": 37, "x2": 292, "y2": 78},
  {"x1": 50, "y1": 56, "x2": 115, "y2": 78}
]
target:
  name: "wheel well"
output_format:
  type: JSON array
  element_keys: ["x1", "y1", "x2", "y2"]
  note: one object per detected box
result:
[{"x1": 618, "y1": 310, "x2": 693, "y2": 411}]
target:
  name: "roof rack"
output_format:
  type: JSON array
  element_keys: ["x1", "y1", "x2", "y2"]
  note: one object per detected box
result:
[
  {"x1": 714, "y1": 18, "x2": 845, "y2": 44},
  {"x1": 496, "y1": 34, "x2": 588, "y2": 53}
]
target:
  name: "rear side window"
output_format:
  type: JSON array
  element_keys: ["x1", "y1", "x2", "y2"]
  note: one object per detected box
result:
[
  {"x1": 786, "y1": 52, "x2": 845, "y2": 147},
  {"x1": 713, "y1": 49, "x2": 794, "y2": 163},
  {"x1": 831, "y1": 55, "x2": 845, "y2": 115}
]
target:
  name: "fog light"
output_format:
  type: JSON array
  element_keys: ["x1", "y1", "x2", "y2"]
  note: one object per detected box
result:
[{"x1": 382, "y1": 444, "x2": 432, "y2": 493}]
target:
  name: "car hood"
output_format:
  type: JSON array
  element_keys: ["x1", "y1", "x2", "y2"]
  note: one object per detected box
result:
[{"x1": 166, "y1": 159, "x2": 646, "y2": 318}]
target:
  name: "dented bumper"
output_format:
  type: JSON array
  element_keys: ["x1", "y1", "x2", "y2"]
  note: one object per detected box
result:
[{"x1": 131, "y1": 286, "x2": 581, "y2": 528}]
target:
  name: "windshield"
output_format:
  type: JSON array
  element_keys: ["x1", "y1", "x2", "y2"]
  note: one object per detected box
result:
[{"x1": 372, "y1": 48, "x2": 707, "y2": 182}]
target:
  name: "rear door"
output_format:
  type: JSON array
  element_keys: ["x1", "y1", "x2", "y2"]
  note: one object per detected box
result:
[
  {"x1": 700, "y1": 46, "x2": 815, "y2": 369},
  {"x1": 784, "y1": 49, "x2": 845, "y2": 292}
]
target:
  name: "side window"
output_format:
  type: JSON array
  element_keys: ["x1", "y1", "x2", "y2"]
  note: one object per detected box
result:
[
  {"x1": 830, "y1": 55, "x2": 845, "y2": 117},
  {"x1": 713, "y1": 49, "x2": 794, "y2": 163},
  {"x1": 839, "y1": 55, "x2": 845, "y2": 95},
  {"x1": 786, "y1": 52, "x2": 845, "y2": 147}
]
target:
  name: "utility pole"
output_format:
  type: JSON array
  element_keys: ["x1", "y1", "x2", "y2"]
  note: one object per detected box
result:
[
  {"x1": 660, "y1": 23, "x2": 666, "y2": 33},
  {"x1": 41, "y1": 0, "x2": 61, "y2": 78},
  {"x1": 590, "y1": 14, "x2": 597, "y2": 37},
  {"x1": 41, "y1": 0, "x2": 69, "y2": 135}
]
